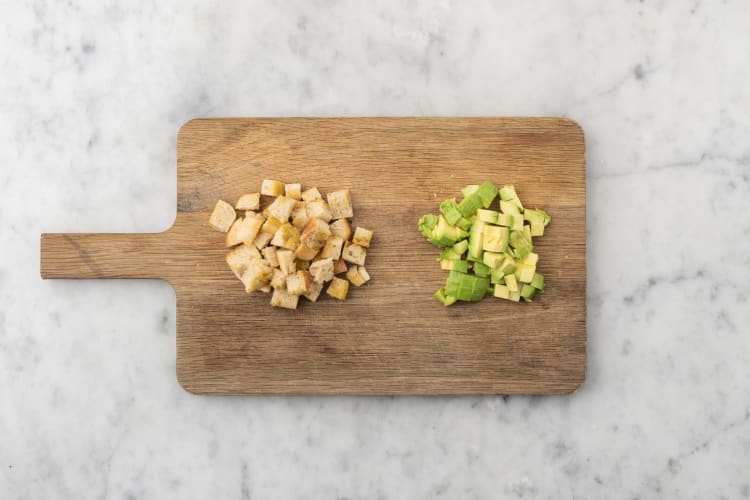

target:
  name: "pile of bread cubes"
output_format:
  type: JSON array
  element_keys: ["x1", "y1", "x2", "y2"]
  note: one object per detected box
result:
[{"x1": 208, "y1": 179, "x2": 373, "y2": 309}]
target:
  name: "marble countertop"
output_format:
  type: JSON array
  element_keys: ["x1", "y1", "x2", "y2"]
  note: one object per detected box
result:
[{"x1": 2, "y1": 1, "x2": 749, "y2": 498}]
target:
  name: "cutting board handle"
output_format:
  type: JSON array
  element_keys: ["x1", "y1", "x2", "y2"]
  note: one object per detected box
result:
[{"x1": 40, "y1": 232, "x2": 172, "y2": 280}]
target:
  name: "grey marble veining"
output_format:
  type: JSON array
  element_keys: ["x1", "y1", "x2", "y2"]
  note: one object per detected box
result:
[{"x1": 1, "y1": 1, "x2": 749, "y2": 498}]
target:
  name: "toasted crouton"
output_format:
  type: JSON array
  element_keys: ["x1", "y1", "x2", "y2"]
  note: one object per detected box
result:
[
  {"x1": 346, "y1": 265, "x2": 371, "y2": 287},
  {"x1": 318, "y1": 236, "x2": 344, "y2": 260},
  {"x1": 326, "y1": 277, "x2": 349, "y2": 300},
  {"x1": 261, "y1": 216, "x2": 283, "y2": 235},
  {"x1": 295, "y1": 259, "x2": 310, "y2": 271},
  {"x1": 261, "y1": 179, "x2": 284, "y2": 196},
  {"x1": 333, "y1": 259, "x2": 348, "y2": 275},
  {"x1": 341, "y1": 243, "x2": 367, "y2": 266},
  {"x1": 261, "y1": 246, "x2": 279, "y2": 267},
  {"x1": 303, "y1": 280, "x2": 323, "y2": 302},
  {"x1": 300, "y1": 218, "x2": 331, "y2": 250},
  {"x1": 225, "y1": 244, "x2": 261, "y2": 279},
  {"x1": 240, "y1": 259, "x2": 273, "y2": 293},
  {"x1": 226, "y1": 215, "x2": 264, "y2": 247},
  {"x1": 260, "y1": 285, "x2": 271, "y2": 293},
  {"x1": 291, "y1": 202, "x2": 309, "y2": 229},
  {"x1": 235, "y1": 193, "x2": 260, "y2": 211},
  {"x1": 329, "y1": 218, "x2": 352, "y2": 240},
  {"x1": 208, "y1": 199, "x2": 236, "y2": 232},
  {"x1": 277, "y1": 249, "x2": 296, "y2": 274},
  {"x1": 270, "y1": 288, "x2": 299, "y2": 309},
  {"x1": 286, "y1": 271, "x2": 312, "y2": 295},
  {"x1": 285, "y1": 183, "x2": 302, "y2": 200},
  {"x1": 306, "y1": 199, "x2": 332, "y2": 222},
  {"x1": 270, "y1": 268, "x2": 287, "y2": 289},
  {"x1": 252, "y1": 231, "x2": 273, "y2": 249},
  {"x1": 352, "y1": 227, "x2": 373, "y2": 248},
  {"x1": 301, "y1": 187, "x2": 322, "y2": 201},
  {"x1": 266, "y1": 196, "x2": 297, "y2": 222},
  {"x1": 294, "y1": 244, "x2": 319, "y2": 261},
  {"x1": 271, "y1": 223, "x2": 300, "y2": 250},
  {"x1": 327, "y1": 189, "x2": 353, "y2": 220},
  {"x1": 309, "y1": 258, "x2": 334, "y2": 284}
]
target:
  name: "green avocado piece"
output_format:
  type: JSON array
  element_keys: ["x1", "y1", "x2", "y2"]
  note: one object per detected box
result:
[
  {"x1": 461, "y1": 184, "x2": 479, "y2": 198},
  {"x1": 490, "y1": 268, "x2": 505, "y2": 284},
  {"x1": 439, "y1": 198, "x2": 463, "y2": 225},
  {"x1": 467, "y1": 220, "x2": 485, "y2": 261},
  {"x1": 493, "y1": 284, "x2": 510, "y2": 299},
  {"x1": 495, "y1": 213, "x2": 514, "y2": 227},
  {"x1": 530, "y1": 272, "x2": 544, "y2": 290},
  {"x1": 482, "y1": 224, "x2": 510, "y2": 253},
  {"x1": 498, "y1": 185, "x2": 517, "y2": 201},
  {"x1": 523, "y1": 208, "x2": 551, "y2": 226},
  {"x1": 433, "y1": 215, "x2": 469, "y2": 247},
  {"x1": 456, "y1": 217, "x2": 473, "y2": 231},
  {"x1": 458, "y1": 193, "x2": 483, "y2": 217},
  {"x1": 503, "y1": 273, "x2": 519, "y2": 292},
  {"x1": 440, "y1": 259, "x2": 469, "y2": 272},
  {"x1": 476, "y1": 181, "x2": 498, "y2": 208},
  {"x1": 508, "y1": 290, "x2": 521, "y2": 302},
  {"x1": 434, "y1": 288, "x2": 457, "y2": 306},
  {"x1": 445, "y1": 271, "x2": 489, "y2": 302},
  {"x1": 515, "y1": 264, "x2": 535, "y2": 283},
  {"x1": 477, "y1": 209, "x2": 499, "y2": 224},
  {"x1": 498, "y1": 255, "x2": 517, "y2": 275},
  {"x1": 439, "y1": 247, "x2": 462, "y2": 261},
  {"x1": 520, "y1": 284, "x2": 537, "y2": 301},
  {"x1": 472, "y1": 261, "x2": 491, "y2": 277},
  {"x1": 482, "y1": 251, "x2": 504, "y2": 270},
  {"x1": 500, "y1": 200, "x2": 521, "y2": 215}
]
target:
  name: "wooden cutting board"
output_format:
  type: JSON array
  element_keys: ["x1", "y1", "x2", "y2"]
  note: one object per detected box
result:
[{"x1": 41, "y1": 117, "x2": 586, "y2": 395}]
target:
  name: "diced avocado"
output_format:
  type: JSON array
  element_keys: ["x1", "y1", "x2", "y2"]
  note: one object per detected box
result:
[
  {"x1": 530, "y1": 222, "x2": 544, "y2": 237},
  {"x1": 473, "y1": 261, "x2": 491, "y2": 277},
  {"x1": 530, "y1": 272, "x2": 544, "y2": 290},
  {"x1": 467, "y1": 220, "x2": 485, "y2": 261},
  {"x1": 434, "y1": 288, "x2": 457, "y2": 306},
  {"x1": 523, "y1": 224, "x2": 532, "y2": 241},
  {"x1": 515, "y1": 264, "x2": 535, "y2": 283},
  {"x1": 458, "y1": 193, "x2": 483, "y2": 217},
  {"x1": 482, "y1": 225, "x2": 509, "y2": 253},
  {"x1": 498, "y1": 255, "x2": 517, "y2": 275},
  {"x1": 456, "y1": 217, "x2": 473, "y2": 231},
  {"x1": 461, "y1": 184, "x2": 479, "y2": 198},
  {"x1": 445, "y1": 270, "x2": 489, "y2": 302},
  {"x1": 508, "y1": 290, "x2": 521, "y2": 302},
  {"x1": 418, "y1": 213, "x2": 438, "y2": 240},
  {"x1": 511, "y1": 214, "x2": 524, "y2": 231},
  {"x1": 520, "y1": 284, "x2": 537, "y2": 302},
  {"x1": 496, "y1": 213, "x2": 514, "y2": 227},
  {"x1": 523, "y1": 208, "x2": 551, "y2": 226},
  {"x1": 476, "y1": 181, "x2": 498, "y2": 208},
  {"x1": 510, "y1": 230, "x2": 533, "y2": 252},
  {"x1": 500, "y1": 200, "x2": 521, "y2": 215},
  {"x1": 522, "y1": 252, "x2": 538, "y2": 266},
  {"x1": 439, "y1": 247, "x2": 462, "y2": 261},
  {"x1": 439, "y1": 198, "x2": 463, "y2": 225},
  {"x1": 441, "y1": 259, "x2": 469, "y2": 272},
  {"x1": 477, "y1": 209, "x2": 499, "y2": 224},
  {"x1": 493, "y1": 284, "x2": 510, "y2": 299},
  {"x1": 482, "y1": 251, "x2": 504, "y2": 269},
  {"x1": 434, "y1": 215, "x2": 469, "y2": 247},
  {"x1": 490, "y1": 268, "x2": 505, "y2": 284},
  {"x1": 504, "y1": 273, "x2": 519, "y2": 292},
  {"x1": 498, "y1": 185, "x2": 518, "y2": 201},
  {"x1": 453, "y1": 240, "x2": 469, "y2": 255}
]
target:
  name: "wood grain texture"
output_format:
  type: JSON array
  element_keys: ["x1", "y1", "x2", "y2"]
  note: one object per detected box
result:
[{"x1": 41, "y1": 117, "x2": 586, "y2": 395}]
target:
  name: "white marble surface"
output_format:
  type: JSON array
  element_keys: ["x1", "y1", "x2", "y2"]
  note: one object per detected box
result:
[{"x1": 1, "y1": 0, "x2": 749, "y2": 498}]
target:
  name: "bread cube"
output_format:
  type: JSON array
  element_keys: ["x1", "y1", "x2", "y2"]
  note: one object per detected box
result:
[
  {"x1": 327, "y1": 189, "x2": 353, "y2": 219},
  {"x1": 309, "y1": 258, "x2": 334, "y2": 284},
  {"x1": 326, "y1": 277, "x2": 349, "y2": 300},
  {"x1": 208, "y1": 199, "x2": 236, "y2": 232},
  {"x1": 226, "y1": 215, "x2": 264, "y2": 247},
  {"x1": 270, "y1": 288, "x2": 299, "y2": 309},
  {"x1": 294, "y1": 244, "x2": 319, "y2": 261},
  {"x1": 286, "y1": 271, "x2": 312, "y2": 295},
  {"x1": 352, "y1": 227, "x2": 373, "y2": 248},
  {"x1": 301, "y1": 187, "x2": 322, "y2": 201},
  {"x1": 300, "y1": 218, "x2": 331, "y2": 249},
  {"x1": 271, "y1": 223, "x2": 300, "y2": 250},
  {"x1": 318, "y1": 236, "x2": 344, "y2": 260},
  {"x1": 329, "y1": 218, "x2": 352, "y2": 240},
  {"x1": 333, "y1": 259, "x2": 348, "y2": 275},
  {"x1": 306, "y1": 199, "x2": 332, "y2": 222},
  {"x1": 303, "y1": 280, "x2": 323, "y2": 302},
  {"x1": 235, "y1": 193, "x2": 260, "y2": 211},
  {"x1": 261, "y1": 179, "x2": 284, "y2": 196},
  {"x1": 225, "y1": 244, "x2": 261, "y2": 279},
  {"x1": 341, "y1": 243, "x2": 366, "y2": 266},
  {"x1": 252, "y1": 231, "x2": 273, "y2": 250},
  {"x1": 291, "y1": 202, "x2": 309, "y2": 229},
  {"x1": 261, "y1": 216, "x2": 283, "y2": 236},
  {"x1": 346, "y1": 265, "x2": 371, "y2": 287},
  {"x1": 261, "y1": 246, "x2": 279, "y2": 267},
  {"x1": 277, "y1": 249, "x2": 296, "y2": 274},
  {"x1": 266, "y1": 196, "x2": 297, "y2": 222},
  {"x1": 285, "y1": 183, "x2": 302, "y2": 200},
  {"x1": 240, "y1": 259, "x2": 273, "y2": 293}
]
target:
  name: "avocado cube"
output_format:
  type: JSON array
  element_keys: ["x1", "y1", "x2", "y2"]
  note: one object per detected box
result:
[
  {"x1": 493, "y1": 284, "x2": 510, "y2": 299},
  {"x1": 515, "y1": 264, "x2": 535, "y2": 283},
  {"x1": 508, "y1": 290, "x2": 521, "y2": 302},
  {"x1": 441, "y1": 259, "x2": 469, "y2": 273},
  {"x1": 458, "y1": 193, "x2": 483, "y2": 217},
  {"x1": 523, "y1": 224, "x2": 532, "y2": 242},
  {"x1": 498, "y1": 185, "x2": 517, "y2": 201},
  {"x1": 467, "y1": 220, "x2": 485, "y2": 261},
  {"x1": 511, "y1": 214, "x2": 524, "y2": 231},
  {"x1": 445, "y1": 271, "x2": 489, "y2": 302},
  {"x1": 496, "y1": 213, "x2": 514, "y2": 227},
  {"x1": 434, "y1": 215, "x2": 469, "y2": 247},
  {"x1": 482, "y1": 251, "x2": 504, "y2": 269},
  {"x1": 482, "y1": 225, "x2": 509, "y2": 253},
  {"x1": 490, "y1": 268, "x2": 505, "y2": 284},
  {"x1": 520, "y1": 284, "x2": 537, "y2": 301},
  {"x1": 500, "y1": 200, "x2": 521, "y2": 215},
  {"x1": 456, "y1": 217, "x2": 473, "y2": 231},
  {"x1": 434, "y1": 288, "x2": 457, "y2": 306},
  {"x1": 476, "y1": 181, "x2": 498, "y2": 208},
  {"x1": 473, "y1": 261, "x2": 491, "y2": 277},
  {"x1": 522, "y1": 252, "x2": 539, "y2": 266},
  {"x1": 453, "y1": 240, "x2": 469, "y2": 255},
  {"x1": 477, "y1": 209, "x2": 499, "y2": 224},
  {"x1": 530, "y1": 221, "x2": 545, "y2": 237},
  {"x1": 530, "y1": 272, "x2": 545, "y2": 290},
  {"x1": 504, "y1": 274, "x2": 518, "y2": 292},
  {"x1": 440, "y1": 198, "x2": 463, "y2": 225},
  {"x1": 523, "y1": 208, "x2": 551, "y2": 226},
  {"x1": 498, "y1": 256, "x2": 517, "y2": 275}
]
